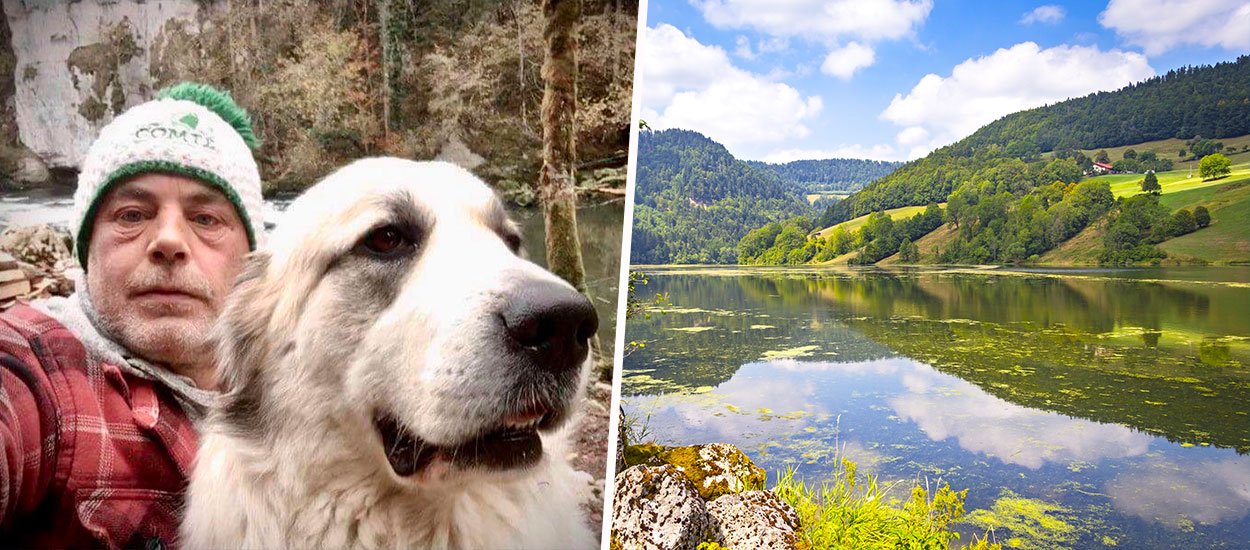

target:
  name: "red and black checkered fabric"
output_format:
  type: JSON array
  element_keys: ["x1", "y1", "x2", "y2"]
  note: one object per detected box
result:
[{"x1": 1, "y1": 304, "x2": 197, "y2": 549}]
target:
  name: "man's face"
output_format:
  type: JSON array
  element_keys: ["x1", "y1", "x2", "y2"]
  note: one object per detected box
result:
[{"x1": 86, "y1": 173, "x2": 250, "y2": 372}]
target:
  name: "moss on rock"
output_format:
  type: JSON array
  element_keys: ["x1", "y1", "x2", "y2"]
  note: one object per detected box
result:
[{"x1": 623, "y1": 443, "x2": 766, "y2": 501}]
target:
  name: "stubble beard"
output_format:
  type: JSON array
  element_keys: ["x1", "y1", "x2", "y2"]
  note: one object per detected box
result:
[{"x1": 87, "y1": 266, "x2": 220, "y2": 378}]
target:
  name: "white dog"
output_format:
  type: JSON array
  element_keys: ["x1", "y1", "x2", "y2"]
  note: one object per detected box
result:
[{"x1": 181, "y1": 158, "x2": 599, "y2": 549}]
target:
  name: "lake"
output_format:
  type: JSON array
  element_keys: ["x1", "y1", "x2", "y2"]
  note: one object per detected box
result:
[
  {"x1": 0, "y1": 189, "x2": 624, "y2": 365},
  {"x1": 622, "y1": 265, "x2": 1249, "y2": 549}
]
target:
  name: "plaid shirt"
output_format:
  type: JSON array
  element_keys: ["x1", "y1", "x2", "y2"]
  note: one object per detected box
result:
[{"x1": 0, "y1": 304, "x2": 198, "y2": 549}]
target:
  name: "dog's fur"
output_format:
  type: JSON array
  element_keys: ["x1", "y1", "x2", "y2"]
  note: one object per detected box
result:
[{"x1": 181, "y1": 158, "x2": 597, "y2": 549}]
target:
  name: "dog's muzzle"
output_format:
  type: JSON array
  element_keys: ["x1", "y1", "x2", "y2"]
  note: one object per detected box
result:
[
  {"x1": 377, "y1": 278, "x2": 598, "y2": 478},
  {"x1": 500, "y1": 278, "x2": 599, "y2": 374}
]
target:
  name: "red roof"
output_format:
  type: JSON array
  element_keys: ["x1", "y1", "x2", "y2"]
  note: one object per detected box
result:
[{"x1": 1093, "y1": 162, "x2": 1114, "y2": 170}]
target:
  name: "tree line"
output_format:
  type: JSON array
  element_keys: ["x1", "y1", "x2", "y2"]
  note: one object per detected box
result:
[
  {"x1": 744, "y1": 158, "x2": 902, "y2": 193},
  {"x1": 631, "y1": 128, "x2": 814, "y2": 264},
  {"x1": 142, "y1": 0, "x2": 635, "y2": 196},
  {"x1": 821, "y1": 56, "x2": 1249, "y2": 226}
]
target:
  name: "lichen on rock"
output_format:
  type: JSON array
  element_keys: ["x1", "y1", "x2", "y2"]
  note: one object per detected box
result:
[
  {"x1": 613, "y1": 465, "x2": 710, "y2": 550},
  {"x1": 706, "y1": 491, "x2": 801, "y2": 550}
]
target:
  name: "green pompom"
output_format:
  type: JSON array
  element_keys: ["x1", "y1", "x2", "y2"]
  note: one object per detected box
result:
[{"x1": 158, "y1": 82, "x2": 261, "y2": 150}]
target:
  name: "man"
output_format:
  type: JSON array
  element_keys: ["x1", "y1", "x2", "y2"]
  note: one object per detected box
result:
[{"x1": 0, "y1": 83, "x2": 265, "y2": 548}]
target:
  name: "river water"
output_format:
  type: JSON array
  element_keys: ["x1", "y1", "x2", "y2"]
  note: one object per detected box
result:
[
  {"x1": 0, "y1": 188, "x2": 624, "y2": 362},
  {"x1": 623, "y1": 265, "x2": 1249, "y2": 549}
]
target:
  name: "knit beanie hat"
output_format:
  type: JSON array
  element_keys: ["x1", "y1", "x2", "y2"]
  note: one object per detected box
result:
[{"x1": 72, "y1": 82, "x2": 265, "y2": 269}]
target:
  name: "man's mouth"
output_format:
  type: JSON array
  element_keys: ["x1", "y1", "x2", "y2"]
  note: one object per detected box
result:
[
  {"x1": 374, "y1": 405, "x2": 563, "y2": 477},
  {"x1": 132, "y1": 287, "x2": 205, "y2": 303}
]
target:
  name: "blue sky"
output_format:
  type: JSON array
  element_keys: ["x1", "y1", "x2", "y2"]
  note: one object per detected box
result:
[{"x1": 637, "y1": 0, "x2": 1250, "y2": 162}]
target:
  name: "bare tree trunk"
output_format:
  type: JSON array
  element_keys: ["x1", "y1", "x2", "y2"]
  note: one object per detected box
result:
[
  {"x1": 516, "y1": 0, "x2": 526, "y2": 128},
  {"x1": 540, "y1": 0, "x2": 604, "y2": 376}
]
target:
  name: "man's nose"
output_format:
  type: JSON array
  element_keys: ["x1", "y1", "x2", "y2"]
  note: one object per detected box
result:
[{"x1": 147, "y1": 210, "x2": 191, "y2": 265}]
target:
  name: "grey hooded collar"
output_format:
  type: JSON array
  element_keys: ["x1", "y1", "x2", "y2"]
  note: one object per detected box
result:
[{"x1": 32, "y1": 274, "x2": 218, "y2": 423}]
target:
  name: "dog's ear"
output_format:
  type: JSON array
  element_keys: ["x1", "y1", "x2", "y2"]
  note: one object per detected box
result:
[{"x1": 214, "y1": 250, "x2": 277, "y2": 392}]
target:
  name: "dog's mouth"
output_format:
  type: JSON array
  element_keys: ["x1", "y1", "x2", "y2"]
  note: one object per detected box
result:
[{"x1": 374, "y1": 405, "x2": 561, "y2": 477}]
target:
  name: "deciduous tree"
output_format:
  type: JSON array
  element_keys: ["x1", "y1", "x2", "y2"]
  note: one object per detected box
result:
[{"x1": 1199, "y1": 153, "x2": 1231, "y2": 179}]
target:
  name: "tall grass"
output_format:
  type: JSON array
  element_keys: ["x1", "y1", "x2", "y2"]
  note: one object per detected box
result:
[{"x1": 770, "y1": 459, "x2": 1000, "y2": 550}]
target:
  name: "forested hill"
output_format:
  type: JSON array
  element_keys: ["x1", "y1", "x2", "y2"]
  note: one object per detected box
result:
[
  {"x1": 631, "y1": 128, "x2": 811, "y2": 264},
  {"x1": 745, "y1": 158, "x2": 902, "y2": 193},
  {"x1": 820, "y1": 55, "x2": 1250, "y2": 227}
]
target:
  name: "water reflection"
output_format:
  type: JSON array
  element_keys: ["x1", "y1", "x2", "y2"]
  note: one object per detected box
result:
[
  {"x1": 623, "y1": 266, "x2": 1250, "y2": 548},
  {"x1": 1107, "y1": 456, "x2": 1250, "y2": 528},
  {"x1": 625, "y1": 268, "x2": 1250, "y2": 452},
  {"x1": 884, "y1": 362, "x2": 1153, "y2": 469}
]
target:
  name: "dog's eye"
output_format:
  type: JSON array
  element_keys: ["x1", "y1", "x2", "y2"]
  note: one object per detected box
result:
[
  {"x1": 360, "y1": 226, "x2": 412, "y2": 258},
  {"x1": 504, "y1": 233, "x2": 522, "y2": 254}
]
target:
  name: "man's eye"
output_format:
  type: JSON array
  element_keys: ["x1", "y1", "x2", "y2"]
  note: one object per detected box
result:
[
  {"x1": 193, "y1": 213, "x2": 221, "y2": 227},
  {"x1": 117, "y1": 209, "x2": 146, "y2": 223}
]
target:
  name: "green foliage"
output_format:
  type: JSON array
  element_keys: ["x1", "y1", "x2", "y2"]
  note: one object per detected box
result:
[
  {"x1": 625, "y1": 271, "x2": 667, "y2": 320},
  {"x1": 1194, "y1": 205, "x2": 1211, "y2": 227},
  {"x1": 1094, "y1": 150, "x2": 1110, "y2": 164},
  {"x1": 746, "y1": 158, "x2": 902, "y2": 194},
  {"x1": 933, "y1": 181, "x2": 1114, "y2": 265},
  {"x1": 819, "y1": 56, "x2": 1249, "y2": 227},
  {"x1": 633, "y1": 129, "x2": 812, "y2": 264},
  {"x1": 152, "y1": 0, "x2": 635, "y2": 195},
  {"x1": 741, "y1": 203, "x2": 943, "y2": 265},
  {"x1": 1141, "y1": 172, "x2": 1160, "y2": 194},
  {"x1": 1188, "y1": 137, "x2": 1225, "y2": 159},
  {"x1": 898, "y1": 238, "x2": 920, "y2": 262},
  {"x1": 619, "y1": 407, "x2": 654, "y2": 448},
  {"x1": 771, "y1": 460, "x2": 1001, "y2": 550},
  {"x1": 1199, "y1": 153, "x2": 1232, "y2": 179}
]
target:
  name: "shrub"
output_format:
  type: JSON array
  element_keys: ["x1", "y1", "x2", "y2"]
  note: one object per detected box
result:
[{"x1": 1194, "y1": 205, "x2": 1211, "y2": 228}]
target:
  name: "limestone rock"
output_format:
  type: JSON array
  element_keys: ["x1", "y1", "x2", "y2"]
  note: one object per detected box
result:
[
  {"x1": 3, "y1": 0, "x2": 214, "y2": 168},
  {"x1": 706, "y1": 491, "x2": 801, "y2": 550},
  {"x1": 612, "y1": 465, "x2": 708, "y2": 550},
  {"x1": 12, "y1": 153, "x2": 49, "y2": 184},
  {"x1": 624, "y1": 443, "x2": 766, "y2": 501}
]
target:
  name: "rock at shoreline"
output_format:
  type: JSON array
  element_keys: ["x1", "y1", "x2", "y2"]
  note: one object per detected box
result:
[
  {"x1": 612, "y1": 465, "x2": 709, "y2": 550},
  {"x1": 706, "y1": 491, "x2": 801, "y2": 550},
  {"x1": 624, "y1": 442, "x2": 766, "y2": 501}
]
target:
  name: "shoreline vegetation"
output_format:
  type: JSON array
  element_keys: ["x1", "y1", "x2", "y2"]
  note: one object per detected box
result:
[{"x1": 614, "y1": 418, "x2": 1002, "y2": 550}]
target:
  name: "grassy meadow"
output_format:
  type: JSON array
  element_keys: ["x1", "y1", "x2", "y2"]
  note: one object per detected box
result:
[{"x1": 815, "y1": 204, "x2": 944, "y2": 239}]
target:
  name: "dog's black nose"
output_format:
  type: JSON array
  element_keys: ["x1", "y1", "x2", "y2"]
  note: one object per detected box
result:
[{"x1": 502, "y1": 279, "x2": 599, "y2": 371}]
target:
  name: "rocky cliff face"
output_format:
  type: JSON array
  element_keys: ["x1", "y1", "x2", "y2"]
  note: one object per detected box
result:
[{"x1": 2, "y1": 0, "x2": 214, "y2": 176}]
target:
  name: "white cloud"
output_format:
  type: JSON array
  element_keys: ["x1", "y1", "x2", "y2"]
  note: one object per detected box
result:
[
  {"x1": 1099, "y1": 0, "x2": 1250, "y2": 56},
  {"x1": 692, "y1": 0, "x2": 933, "y2": 79},
  {"x1": 880, "y1": 42, "x2": 1154, "y2": 157},
  {"x1": 757, "y1": 36, "x2": 790, "y2": 54},
  {"x1": 693, "y1": 0, "x2": 933, "y2": 42},
  {"x1": 734, "y1": 35, "x2": 755, "y2": 59},
  {"x1": 1021, "y1": 5, "x2": 1066, "y2": 25},
  {"x1": 1107, "y1": 456, "x2": 1250, "y2": 527},
  {"x1": 641, "y1": 25, "x2": 824, "y2": 151},
  {"x1": 888, "y1": 365, "x2": 1154, "y2": 469},
  {"x1": 821, "y1": 42, "x2": 876, "y2": 79}
]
